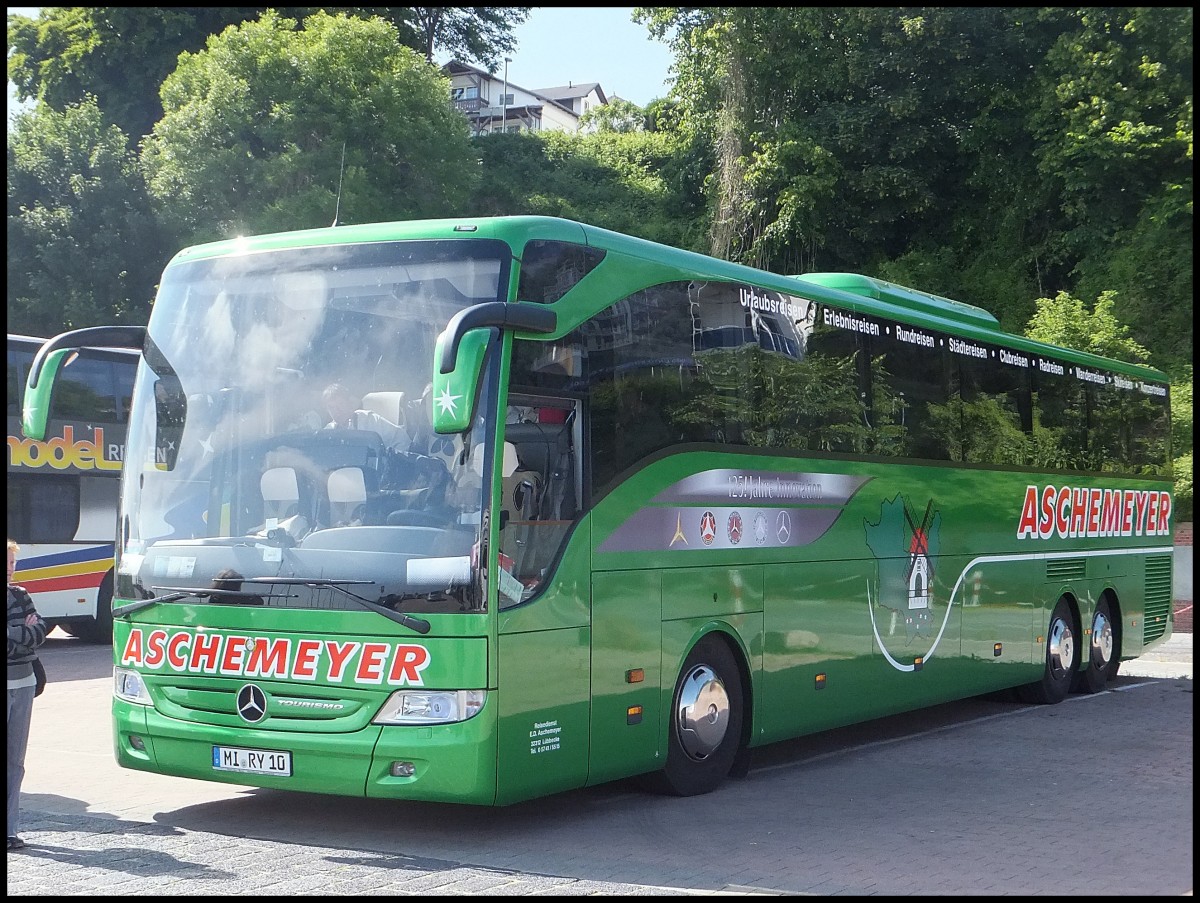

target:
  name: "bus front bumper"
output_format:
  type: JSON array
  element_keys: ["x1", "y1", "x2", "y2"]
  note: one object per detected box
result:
[{"x1": 114, "y1": 703, "x2": 499, "y2": 803}]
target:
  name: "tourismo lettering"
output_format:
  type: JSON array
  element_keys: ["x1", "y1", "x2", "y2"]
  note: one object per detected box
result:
[
  {"x1": 1016, "y1": 485, "x2": 1172, "y2": 539},
  {"x1": 7, "y1": 425, "x2": 123, "y2": 471},
  {"x1": 119, "y1": 629, "x2": 431, "y2": 686}
]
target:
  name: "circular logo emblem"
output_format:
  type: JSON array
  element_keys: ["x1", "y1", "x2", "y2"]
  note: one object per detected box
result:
[
  {"x1": 727, "y1": 511, "x2": 743, "y2": 544},
  {"x1": 699, "y1": 511, "x2": 717, "y2": 545},
  {"x1": 776, "y1": 510, "x2": 792, "y2": 545},
  {"x1": 236, "y1": 683, "x2": 268, "y2": 723},
  {"x1": 753, "y1": 511, "x2": 768, "y2": 545}
]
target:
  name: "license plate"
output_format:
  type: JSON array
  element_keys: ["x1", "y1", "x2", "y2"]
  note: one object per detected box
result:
[{"x1": 212, "y1": 745, "x2": 292, "y2": 776}]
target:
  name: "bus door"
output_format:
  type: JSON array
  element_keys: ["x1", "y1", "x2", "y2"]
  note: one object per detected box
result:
[{"x1": 493, "y1": 395, "x2": 594, "y2": 804}]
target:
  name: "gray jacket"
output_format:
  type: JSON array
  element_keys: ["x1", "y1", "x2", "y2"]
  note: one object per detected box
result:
[{"x1": 7, "y1": 584, "x2": 48, "y2": 682}]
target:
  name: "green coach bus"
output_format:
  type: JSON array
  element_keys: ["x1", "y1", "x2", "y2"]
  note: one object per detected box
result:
[{"x1": 22, "y1": 216, "x2": 1173, "y2": 805}]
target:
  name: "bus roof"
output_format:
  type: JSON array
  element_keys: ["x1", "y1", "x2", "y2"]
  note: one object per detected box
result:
[{"x1": 163, "y1": 216, "x2": 1168, "y2": 384}]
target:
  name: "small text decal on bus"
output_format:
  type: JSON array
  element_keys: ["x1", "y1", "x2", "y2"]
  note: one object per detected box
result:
[
  {"x1": 120, "y1": 629, "x2": 431, "y2": 686},
  {"x1": 1016, "y1": 485, "x2": 1172, "y2": 540}
]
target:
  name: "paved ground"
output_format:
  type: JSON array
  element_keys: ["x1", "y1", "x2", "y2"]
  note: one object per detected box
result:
[{"x1": 6, "y1": 622, "x2": 1192, "y2": 895}]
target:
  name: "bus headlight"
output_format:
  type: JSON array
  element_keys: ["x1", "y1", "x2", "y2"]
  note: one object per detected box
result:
[
  {"x1": 373, "y1": 689, "x2": 486, "y2": 725},
  {"x1": 113, "y1": 667, "x2": 153, "y2": 705}
]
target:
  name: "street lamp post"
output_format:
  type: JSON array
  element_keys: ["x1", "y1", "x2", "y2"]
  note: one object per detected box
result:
[{"x1": 501, "y1": 56, "x2": 511, "y2": 134}]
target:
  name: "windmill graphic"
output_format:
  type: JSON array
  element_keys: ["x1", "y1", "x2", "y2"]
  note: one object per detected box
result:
[{"x1": 903, "y1": 499, "x2": 935, "y2": 613}]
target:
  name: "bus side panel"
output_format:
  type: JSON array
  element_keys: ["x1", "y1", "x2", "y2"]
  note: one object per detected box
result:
[
  {"x1": 759, "y1": 560, "x2": 875, "y2": 745},
  {"x1": 10, "y1": 541, "x2": 113, "y2": 621},
  {"x1": 494, "y1": 626, "x2": 591, "y2": 806},
  {"x1": 954, "y1": 559, "x2": 1040, "y2": 695},
  {"x1": 587, "y1": 570, "x2": 663, "y2": 787}
]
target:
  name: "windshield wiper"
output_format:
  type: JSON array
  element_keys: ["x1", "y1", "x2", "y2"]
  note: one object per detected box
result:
[
  {"x1": 242, "y1": 577, "x2": 432, "y2": 635},
  {"x1": 111, "y1": 590, "x2": 195, "y2": 619},
  {"x1": 113, "y1": 583, "x2": 300, "y2": 618}
]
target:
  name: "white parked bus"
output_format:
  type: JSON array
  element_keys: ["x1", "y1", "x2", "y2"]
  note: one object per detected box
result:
[{"x1": 7, "y1": 333, "x2": 135, "y2": 642}]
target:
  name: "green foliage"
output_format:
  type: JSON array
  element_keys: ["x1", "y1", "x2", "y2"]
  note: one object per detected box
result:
[
  {"x1": 468, "y1": 129, "x2": 705, "y2": 250},
  {"x1": 402, "y1": 7, "x2": 530, "y2": 67},
  {"x1": 1024, "y1": 291, "x2": 1150, "y2": 365},
  {"x1": 7, "y1": 98, "x2": 167, "y2": 334},
  {"x1": 1072, "y1": 187, "x2": 1193, "y2": 371},
  {"x1": 5, "y1": 5, "x2": 1192, "y2": 479},
  {"x1": 140, "y1": 10, "x2": 478, "y2": 243},
  {"x1": 1170, "y1": 368, "x2": 1193, "y2": 521},
  {"x1": 7, "y1": 7, "x2": 531, "y2": 141},
  {"x1": 580, "y1": 97, "x2": 648, "y2": 134}
]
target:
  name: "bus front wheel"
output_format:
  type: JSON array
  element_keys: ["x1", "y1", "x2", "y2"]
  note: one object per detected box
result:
[
  {"x1": 651, "y1": 635, "x2": 744, "y2": 796},
  {"x1": 1018, "y1": 597, "x2": 1077, "y2": 705}
]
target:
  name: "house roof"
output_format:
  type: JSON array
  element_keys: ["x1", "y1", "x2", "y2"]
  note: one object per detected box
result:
[{"x1": 536, "y1": 82, "x2": 608, "y2": 105}]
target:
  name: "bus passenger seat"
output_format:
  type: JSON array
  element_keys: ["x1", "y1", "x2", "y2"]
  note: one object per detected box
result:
[
  {"x1": 327, "y1": 466, "x2": 367, "y2": 526},
  {"x1": 261, "y1": 466, "x2": 300, "y2": 520}
]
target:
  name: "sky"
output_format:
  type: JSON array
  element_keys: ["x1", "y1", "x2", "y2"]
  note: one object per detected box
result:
[
  {"x1": 496, "y1": 8, "x2": 674, "y2": 106},
  {"x1": 7, "y1": 7, "x2": 675, "y2": 119}
]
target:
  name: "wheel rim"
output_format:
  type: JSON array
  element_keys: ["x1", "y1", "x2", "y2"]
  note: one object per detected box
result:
[
  {"x1": 1090, "y1": 608, "x2": 1113, "y2": 670},
  {"x1": 675, "y1": 664, "x2": 730, "y2": 761},
  {"x1": 1048, "y1": 614, "x2": 1075, "y2": 678}
]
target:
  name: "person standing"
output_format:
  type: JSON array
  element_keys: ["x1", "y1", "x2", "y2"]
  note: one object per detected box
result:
[{"x1": 7, "y1": 539, "x2": 47, "y2": 852}]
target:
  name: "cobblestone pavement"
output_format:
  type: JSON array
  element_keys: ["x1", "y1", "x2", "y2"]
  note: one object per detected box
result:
[
  {"x1": 7, "y1": 812, "x2": 701, "y2": 896},
  {"x1": 6, "y1": 627, "x2": 1191, "y2": 896}
]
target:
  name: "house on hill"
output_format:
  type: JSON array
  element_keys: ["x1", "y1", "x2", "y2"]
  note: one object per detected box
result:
[{"x1": 443, "y1": 60, "x2": 608, "y2": 136}]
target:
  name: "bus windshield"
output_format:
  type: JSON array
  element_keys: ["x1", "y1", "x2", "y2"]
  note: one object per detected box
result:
[{"x1": 118, "y1": 238, "x2": 510, "y2": 615}]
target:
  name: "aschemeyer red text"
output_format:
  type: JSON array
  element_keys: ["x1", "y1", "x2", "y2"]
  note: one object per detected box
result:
[
  {"x1": 120, "y1": 628, "x2": 432, "y2": 685},
  {"x1": 1017, "y1": 485, "x2": 1172, "y2": 540}
]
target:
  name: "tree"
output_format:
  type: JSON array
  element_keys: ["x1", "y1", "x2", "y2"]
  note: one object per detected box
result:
[
  {"x1": 140, "y1": 11, "x2": 479, "y2": 244},
  {"x1": 1024, "y1": 290, "x2": 1150, "y2": 365},
  {"x1": 405, "y1": 7, "x2": 530, "y2": 67},
  {"x1": 580, "y1": 97, "x2": 647, "y2": 134},
  {"x1": 7, "y1": 98, "x2": 167, "y2": 334},
  {"x1": 8, "y1": 7, "x2": 531, "y2": 140}
]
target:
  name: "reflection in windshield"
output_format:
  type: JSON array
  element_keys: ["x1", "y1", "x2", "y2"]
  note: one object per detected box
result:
[{"x1": 117, "y1": 239, "x2": 509, "y2": 615}]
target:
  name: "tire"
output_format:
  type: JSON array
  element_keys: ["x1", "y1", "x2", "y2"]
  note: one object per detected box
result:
[
  {"x1": 1018, "y1": 597, "x2": 1077, "y2": 705},
  {"x1": 1072, "y1": 596, "x2": 1117, "y2": 694},
  {"x1": 73, "y1": 571, "x2": 115, "y2": 645},
  {"x1": 650, "y1": 635, "x2": 744, "y2": 796}
]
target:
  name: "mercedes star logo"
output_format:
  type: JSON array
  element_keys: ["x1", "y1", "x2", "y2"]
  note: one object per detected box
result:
[
  {"x1": 777, "y1": 510, "x2": 792, "y2": 545},
  {"x1": 236, "y1": 683, "x2": 268, "y2": 723}
]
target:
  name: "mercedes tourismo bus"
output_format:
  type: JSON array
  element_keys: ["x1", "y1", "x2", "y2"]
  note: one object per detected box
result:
[
  {"x1": 22, "y1": 216, "x2": 1173, "y2": 805},
  {"x1": 8, "y1": 333, "x2": 135, "y2": 642}
]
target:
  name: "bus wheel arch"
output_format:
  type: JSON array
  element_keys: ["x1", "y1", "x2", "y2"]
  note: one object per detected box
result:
[
  {"x1": 1073, "y1": 591, "x2": 1121, "y2": 693},
  {"x1": 72, "y1": 569, "x2": 115, "y2": 644},
  {"x1": 1018, "y1": 594, "x2": 1079, "y2": 705},
  {"x1": 650, "y1": 631, "x2": 746, "y2": 796}
]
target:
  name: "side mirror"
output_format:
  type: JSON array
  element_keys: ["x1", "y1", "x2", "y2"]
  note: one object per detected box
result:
[
  {"x1": 21, "y1": 349, "x2": 71, "y2": 442},
  {"x1": 431, "y1": 302, "x2": 557, "y2": 434},
  {"x1": 431, "y1": 328, "x2": 491, "y2": 433},
  {"x1": 22, "y1": 325, "x2": 146, "y2": 441}
]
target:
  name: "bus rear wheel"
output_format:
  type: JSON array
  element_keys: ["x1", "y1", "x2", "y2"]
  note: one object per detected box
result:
[
  {"x1": 650, "y1": 635, "x2": 744, "y2": 797},
  {"x1": 1018, "y1": 597, "x2": 1077, "y2": 705},
  {"x1": 1073, "y1": 596, "x2": 1118, "y2": 694}
]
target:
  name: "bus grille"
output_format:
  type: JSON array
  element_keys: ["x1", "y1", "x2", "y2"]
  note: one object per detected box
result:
[
  {"x1": 1143, "y1": 555, "x2": 1173, "y2": 643},
  {"x1": 1045, "y1": 558, "x2": 1086, "y2": 582}
]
